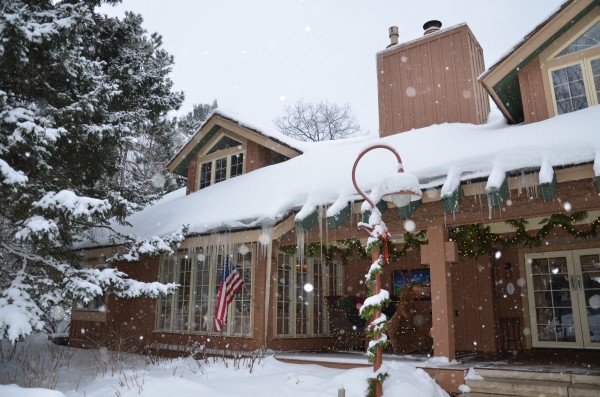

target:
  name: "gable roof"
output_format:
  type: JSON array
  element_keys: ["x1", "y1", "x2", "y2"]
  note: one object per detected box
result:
[
  {"x1": 480, "y1": 0, "x2": 598, "y2": 123},
  {"x1": 167, "y1": 108, "x2": 305, "y2": 177},
  {"x1": 85, "y1": 106, "x2": 600, "y2": 247}
]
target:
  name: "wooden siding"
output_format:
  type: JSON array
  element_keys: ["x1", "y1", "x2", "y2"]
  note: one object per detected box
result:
[
  {"x1": 518, "y1": 57, "x2": 550, "y2": 123},
  {"x1": 452, "y1": 258, "x2": 498, "y2": 352},
  {"x1": 245, "y1": 140, "x2": 289, "y2": 173},
  {"x1": 377, "y1": 24, "x2": 489, "y2": 137},
  {"x1": 186, "y1": 156, "x2": 197, "y2": 194}
]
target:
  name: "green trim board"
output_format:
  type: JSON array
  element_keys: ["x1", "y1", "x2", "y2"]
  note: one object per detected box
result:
[
  {"x1": 486, "y1": 178, "x2": 509, "y2": 208},
  {"x1": 295, "y1": 209, "x2": 319, "y2": 231},
  {"x1": 595, "y1": 175, "x2": 600, "y2": 193},
  {"x1": 172, "y1": 125, "x2": 221, "y2": 176},
  {"x1": 441, "y1": 187, "x2": 463, "y2": 213},
  {"x1": 490, "y1": 1, "x2": 598, "y2": 123},
  {"x1": 361, "y1": 200, "x2": 389, "y2": 223},
  {"x1": 540, "y1": 174, "x2": 557, "y2": 201},
  {"x1": 326, "y1": 202, "x2": 351, "y2": 229},
  {"x1": 396, "y1": 199, "x2": 421, "y2": 219}
]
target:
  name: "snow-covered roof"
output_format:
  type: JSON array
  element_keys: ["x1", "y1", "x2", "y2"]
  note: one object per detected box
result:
[{"x1": 89, "y1": 106, "x2": 600, "y2": 246}]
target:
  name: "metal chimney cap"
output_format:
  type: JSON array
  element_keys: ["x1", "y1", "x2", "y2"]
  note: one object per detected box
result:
[
  {"x1": 387, "y1": 26, "x2": 399, "y2": 48},
  {"x1": 423, "y1": 20, "x2": 442, "y2": 35}
]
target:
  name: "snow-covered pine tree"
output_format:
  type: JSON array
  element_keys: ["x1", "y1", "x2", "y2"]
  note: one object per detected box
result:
[
  {"x1": 0, "y1": 0, "x2": 185, "y2": 341},
  {"x1": 176, "y1": 100, "x2": 218, "y2": 137}
]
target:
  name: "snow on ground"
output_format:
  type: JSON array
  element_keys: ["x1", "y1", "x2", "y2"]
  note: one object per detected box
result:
[{"x1": 0, "y1": 334, "x2": 449, "y2": 397}]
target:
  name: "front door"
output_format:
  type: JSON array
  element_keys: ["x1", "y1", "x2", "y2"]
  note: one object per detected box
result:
[{"x1": 525, "y1": 248, "x2": 600, "y2": 349}]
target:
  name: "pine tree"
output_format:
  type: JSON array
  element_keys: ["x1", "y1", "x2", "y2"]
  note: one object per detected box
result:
[
  {"x1": 0, "y1": 0, "x2": 184, "y2": 341},
  {"x1": 176, "y1": 100, "x2": 218, "y2": 136}
]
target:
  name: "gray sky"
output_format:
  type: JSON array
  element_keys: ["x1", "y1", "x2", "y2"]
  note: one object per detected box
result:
[{"x1": 101, "y1": 0, "x2": 565, "y2": 134}]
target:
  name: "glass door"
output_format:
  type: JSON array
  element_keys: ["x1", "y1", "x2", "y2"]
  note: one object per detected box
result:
[
  {"x1": 574, "y1": 249, "x2": 600, "y2": 348},
  {"x1": 525, "y1": 249, "x2": 600, "y2": 349},
  {"x1": 526, "y1": 252, "x2": 581, "y2": 347}
]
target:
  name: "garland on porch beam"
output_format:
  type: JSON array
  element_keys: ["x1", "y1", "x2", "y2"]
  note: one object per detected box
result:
[
  {"x1": 449, "y1": 211, "x2": 600, "y2": 259},
  {"x1": 279, "y1": 232, "x2": 427, "y2": 266},
  {"x1": 281, "y1": 212, "x2": 600, "y2": 262}
]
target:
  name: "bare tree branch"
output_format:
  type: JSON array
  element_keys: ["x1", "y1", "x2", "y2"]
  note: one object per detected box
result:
[{"x1": 273, "y1": 99, "x2": 360, "y2": 142}]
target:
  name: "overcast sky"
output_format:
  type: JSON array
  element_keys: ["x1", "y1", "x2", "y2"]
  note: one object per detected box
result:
[{"x1": 101, "y1": 0, "x2": 565, "y2": 135}]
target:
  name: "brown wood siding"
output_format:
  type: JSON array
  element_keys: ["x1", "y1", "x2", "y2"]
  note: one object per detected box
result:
[
  {"x1": 518, "y1": 57, "x2": 550, "y2": 124},
  {"x1": 186, "y1": 157, "x2": 197, "y2": 195},
  {"x1": 377, "y1": 25, "x2": 489, "y2": 137},
  {"x1": 246, "y1": 140, "x2": 289, "y2": 173},
  {"x1": 451, "y1": 258, "x2": 498, "y2": 352}
]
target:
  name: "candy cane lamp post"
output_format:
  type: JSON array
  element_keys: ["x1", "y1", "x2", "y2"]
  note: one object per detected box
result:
[{"x1": 351, "y1": 144, "x2": 421, "y2": 397}]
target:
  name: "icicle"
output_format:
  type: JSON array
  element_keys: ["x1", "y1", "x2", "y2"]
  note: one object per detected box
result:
[
  {"x1": 259, "y1": 224, "x2": 273, "y2": 259},
  {"x1": 318, "y1": 205, "x2": 324, "y2": 260},
  {"x1": 295, "y1": 222, "x2": 306, "y2": 268},
  {"x1": 487, "y1": 194, "x2": 493, "y2": 220}
]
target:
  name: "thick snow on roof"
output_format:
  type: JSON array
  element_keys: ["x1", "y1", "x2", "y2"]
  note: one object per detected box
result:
[
  {"x1": 193, "y1": 106, "x2": 310, "y2": 153},
  {"x1": 94, "y1": 106, "x2": 600, "y2": 244}
]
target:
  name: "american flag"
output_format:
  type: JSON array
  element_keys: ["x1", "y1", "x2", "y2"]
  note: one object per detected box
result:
[{"x1": 214, "y1": 258, "x2": 244, "y2": 332}]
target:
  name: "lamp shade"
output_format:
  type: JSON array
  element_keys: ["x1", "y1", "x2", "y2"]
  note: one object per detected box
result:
[{"x1": 381, "y1": 173, "x2": 421, "y2": 207}]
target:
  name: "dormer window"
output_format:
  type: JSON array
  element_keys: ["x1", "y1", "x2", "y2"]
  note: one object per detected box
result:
[
  {"x1": 198, "y1": 135, "x2": 245, "y2": 190},
  {"x1": 546, "y1": 17, "x2": 600, "y2": 116}
]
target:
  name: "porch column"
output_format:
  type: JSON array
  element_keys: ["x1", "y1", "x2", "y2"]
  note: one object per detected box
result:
[{"x1": 421, "y1": 224, "x2": 458, "y2": 360}]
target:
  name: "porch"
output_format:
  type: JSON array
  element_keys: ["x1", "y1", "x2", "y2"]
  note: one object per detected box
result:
[{"x1": 274, "y1": 349, "x2": 600, "y2": 395}]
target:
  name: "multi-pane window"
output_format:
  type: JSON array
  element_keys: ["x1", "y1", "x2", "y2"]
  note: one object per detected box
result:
[
  {"x1": 156, "y1": 245, "x2": 253, "y2": 336},
  {"x1": 156, "y1": 257, "x2": 176, "y2": 329},
  {"x1": 198, "y1": 152, "x2": 244, "y2": 190},
  {"x1": 199, "y1": 162, "x2": 212, "y2": 189},
  {"x1": 215, "y1": 158, "x2": 227, "y2": 183},
  {"x1": 230, "y1": 153, "x2": 244, "y2": 178},
  {"x1": 551, "y1": 64, "x2": 589, "y2": 114},
  {"x1": 592, "y1": 58, "x2": 600, "y2": 102},
  {"x1": 174, "y1": 256, "x2": 192, "y2": 331},
  {"x1": 276, "y1": 252, "x2": 344, "y2": 337}
]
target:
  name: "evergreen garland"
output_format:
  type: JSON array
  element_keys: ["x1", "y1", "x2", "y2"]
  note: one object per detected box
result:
[
  {"x1": 449, "y1": 212, "x2": 600, "y2": 258},
  {"x1": 281, "y1": 212, "x2": 600, "y2": 263}
]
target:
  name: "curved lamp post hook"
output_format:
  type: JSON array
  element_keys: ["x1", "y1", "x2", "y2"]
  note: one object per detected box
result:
[{"x1": 351, "y1": 144, "x2": 404, "y2": 209}]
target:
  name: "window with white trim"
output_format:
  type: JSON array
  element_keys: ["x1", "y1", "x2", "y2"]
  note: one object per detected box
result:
[
  {"x1": 276, "y1": 252, "x2": 344, "y2": 337},
  {"x1": 197, "y1": 136, "x2": 244, "y2": 190},
  {"x1": 547, "y1": 18, "x2": 600, "y2": 115},
  {"x1": 156, "y1": 245, "x2": 253, "y2": 336}
]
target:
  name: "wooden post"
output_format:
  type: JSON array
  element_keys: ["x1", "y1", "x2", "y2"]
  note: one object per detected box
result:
[
  {"x1": 371, "y1": 247, "x2": 383, "y2": 397},
  {"x1": 421, "y1": 224, "x2": 458, "y2": 361}
]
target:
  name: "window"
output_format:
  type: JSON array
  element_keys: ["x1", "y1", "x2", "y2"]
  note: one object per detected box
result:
[
  {"x1": 551, "y1": 64, "x2": 589, "y2": 114},
  {"x1": 72, "y1": 263, "x2": 108, "y2": 322},
  {"x1": 230, "y1": 153, "x2": 244, "y2": 178},
  {"x1": 276, "y1": 252, "x2": 344, "y2": 337},
  {"x1": 197, "y1": 135, "x2": 245, "y2": 190},
  {"x1": 156, "y1": 245, "x2": 253, "y2": 336},
  {"x1": 546, "y1": 17, "x2": 600, "y2": 116},
  {"x1": 215, "y1": 157, "x2": 227, "y2": 183},
  {"x1": 557, "y1": 20, "x2": 600, "y2": 57},
  {"x1": 199, "y1": 162, "x2": 212, "y2": 189}
]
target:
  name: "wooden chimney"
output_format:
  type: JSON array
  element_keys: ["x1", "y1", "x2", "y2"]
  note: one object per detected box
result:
[{"x1": 377, "y1": 21, "x2": 490, "y2": 137}]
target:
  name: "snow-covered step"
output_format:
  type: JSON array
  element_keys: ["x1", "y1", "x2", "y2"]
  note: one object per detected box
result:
[
  {"x1": 465, "y1": 376, "x2": 571, "y2": 397},
  {"x1": 461, "y1": 368, "x2": 600, "y2": 397},
  {"x1": 458, "y1": 393, "x2": 514, "y2": 397},
  {"x1": 569, "y1": 383, "x2": 600, "y2": 397},
  {"x1": 571, "y1": 373, "x2": 600, "y2": 386},
  {"x1": 474, "y1": 368, "x2": 571, "y2": 382}
]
